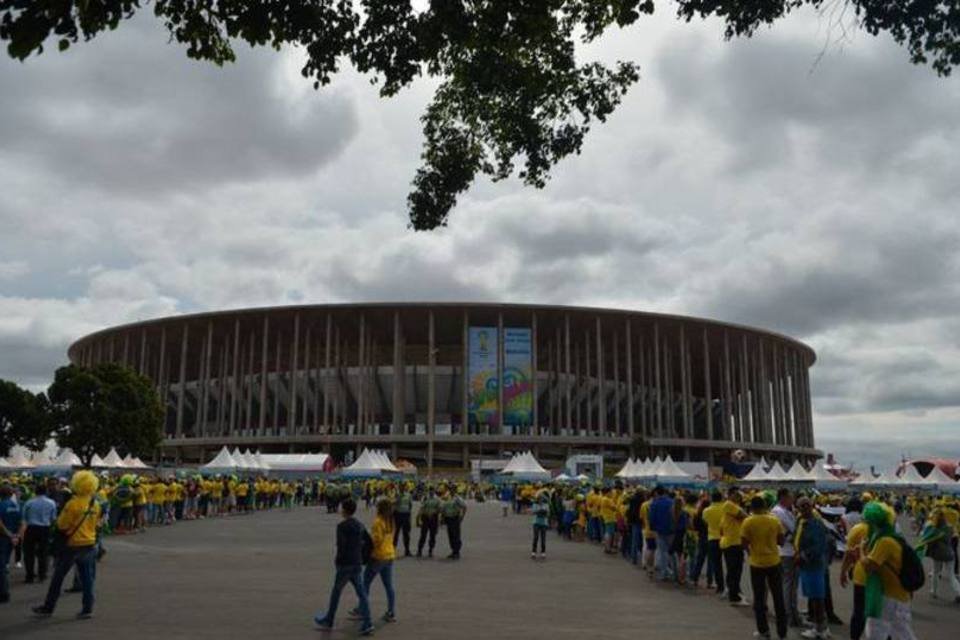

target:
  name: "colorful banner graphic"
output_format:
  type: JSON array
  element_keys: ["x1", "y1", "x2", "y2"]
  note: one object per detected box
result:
[
  {"x1": 467, "y1": 327, "x2": 499, "y2": 427},
  {"x1": 503, "y1": 328, "x2": 533, "y2": 428}
]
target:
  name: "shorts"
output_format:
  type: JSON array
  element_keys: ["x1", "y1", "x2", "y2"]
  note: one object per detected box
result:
[
  {"x1": 799, "y1": 569, "x2": 826, "y2": 599},
  {"x1": 645, "y1": 537, "x2": 657, "y2": 551},
  {"x1": 604, "y1": 522, "x2": 616, "y2": 537}
]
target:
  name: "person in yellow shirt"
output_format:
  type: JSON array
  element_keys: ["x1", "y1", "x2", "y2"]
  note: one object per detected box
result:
[
  {"x1": 840, "y1": 520, "x2": 870, "y2": 638},
  {"x1": 741, "y1": 495, "x2": 787, "y2": 639},
  {"x1": 702, "y1": 491, "x2": 726, "y2": 595},
  {"x1": 34, "y1": 470, "x2": 101, "y2": 618},
  {"x1": 861, "y1": 501, "x2": 916, "y2": 640},
  {"x1": 354, "y1": 499, "x2": 397, "y2": 623},
  {"x1": 133, "y1": 480, "x2": 147, "y2": 532},
  {"x1": 640, "y1": 495, "x2": 657, "y2": 575},
  {"x1": 720, "y1": 487, "x2": 748, "y2": 605},
  {"x1": 586, "y1": 489, "x2": 602, "y2": 543},
  {"x1": 600, "y1": 488, "x2": 618, "y2": 553}
]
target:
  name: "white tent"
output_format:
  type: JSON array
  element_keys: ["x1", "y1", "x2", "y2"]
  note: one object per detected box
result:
[
  {"x1": 924, "y1": 466, "x2": 959, "y2": 492},
  {"x1": 615, "y1": 457, "x2": 639, "y2": 478},
  {"x1": 500, "y1": 450, "x2": 550, "y2": 481},
  {"x1": 655, "y1": 456, "x2": 692, "y2": 483},
  {"x1": 764, "y1": 462, "x2": 790, "y2": 483},
  {"x1": 807, "y1": 463, "x2": 848, "y2": 489},
  {"x1": 102, "y1": 448, "x2": 125, "y2": 468},
  {"x1": 202, "y1": 446, "x2": 239, "y2": 473},
  {"x1": 90, "y1": 454, "x2": 107, "y2": 468},
  {"x1": 0, "y1": 457, "x2": 10, "y2": 469},
  {"x1": 554, "y1": 473, "x2": 574, "y2": 482},
  {"x1": 758, "y1": 456, "x2": 770, "y2": 471},
  {"x1": 341, "y1": 448, "x2": 399, "y2": 477},
  {"x1": 741, "y1": 463, "x2": 769, "y2": 482},
  {"x1": 576, "y1": 473, "x2": 590, "y2": 481},
  {"x1": 230, "y1": 448, "x2": 249, "y2": 470},
  {"x1": 785, "y1": 461, "x2": 810, "y2": 482},
  {"x1": 899, "y1": 464, "x2": 934, "y2": 488},
  {"x1": 128, "y1": 457, "x2": 151, "y2": 469},
  {"x1": 5, "y1": 449, "x2": 34, "y2": 469},
  {"x1": 258, "y1": 453, "x2": 330, "y2": 472}
]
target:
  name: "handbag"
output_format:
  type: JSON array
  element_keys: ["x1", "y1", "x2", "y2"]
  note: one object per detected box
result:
[{"x1": 49, "y1": 497, "x2": 96, "y2": 556}]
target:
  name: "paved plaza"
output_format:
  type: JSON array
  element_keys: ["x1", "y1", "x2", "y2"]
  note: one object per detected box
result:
[{"x1": 1, "y1": 502, "x2": 958, "y2": 639}]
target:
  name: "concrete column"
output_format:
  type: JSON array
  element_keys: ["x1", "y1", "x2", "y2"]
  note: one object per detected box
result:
[
  {"x1": 313, "y1": 331, "x2": 322, "y2": 434},
  {"x1": 638, "y1": 334, "x2": 646, "y2": 438},
  {"x1": 273, "y1": 329, "x2": 282, "y2": 433},
  {"x1": 259, "y1": 317, "x2": 269, "y2": 434},
  {"x1": 574, "y1": 338, "x2": 582, "y2": 431},
  {"x1": 739, "y1": 335, "x2": 751, "y2": 442},
  {"x1": 393, "y1": 311, "x2": 403, "y2": 435},
  {"x1": 703, "y1": 328, "x2": 714, "y2": 441},
  {"x1": 679, "y1": 325, "x2": 690, "y2": 440},
  {"x1": 229, "y1": 319, "x2": 240, "y2": 435},
  {"x1": 302, "y1": 327, "x2": 312, "y2": 434},
  {"x1": 216, "y1": 344, "x2": 226, "y2": 435},
  {"x1": 596, "y1": 316, "x2": 605, "y2": 435},
  {"x1": 357, "y1": 315, "x2": 365, "y2": 435},
  {"x1": 201, "y1": 322, "x2": 213, "y2": 436},
  {"x1": 613, "y1": 332, "x2": 621, "y2": 436},
  {"x1": 157, "y1": 327, "x2": 167, "y2": 398},
  {"x1": 246, "y1": 331, "x2": 255, "y2": 433},
  {"x1": 653, "y1": 323, "x2": 662, "y2": 439},
  {"x1": 584, "y1": 329, "x2": 592, "y2": 434},
  {"x1": 289, "y1": 313, "x2": 300, "y2": 434},
  {"x1": 196, "y1": 334, "x2": 207, "y2": 436},
  {"x1": 139, "y1": 330, "x2": 147, "y2": 376},
  {"x1": 323, "y1": 315, "x2": 332, "y2": 433},
  {"x1": 531, "y1": 311, "x2": 539, "y2": 434},
  {"x1": 175, "y1": 324, "x2": 189, "y2": 438},
  {"x1": 626, "y1": 320, "x2": 634, "y2": 439},
  {"x1": 428, "y1": 310, "x2": 436, "y2": 475},
  {"x1": 122, "y1": 333, "x2": 130, "y2": 367}
]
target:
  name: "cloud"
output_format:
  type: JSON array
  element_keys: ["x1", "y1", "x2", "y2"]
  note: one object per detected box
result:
[{"x1": 1, "y1": 10, "x2": 959, "y2": 468}]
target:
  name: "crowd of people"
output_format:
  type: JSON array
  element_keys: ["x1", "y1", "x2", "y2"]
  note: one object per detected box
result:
[
  {"x1": 500, "y1": 481, "x2": 959, "y2": 640},
  {"x1": 2, "y1": 469, "x2": 959, "y2": 639}
]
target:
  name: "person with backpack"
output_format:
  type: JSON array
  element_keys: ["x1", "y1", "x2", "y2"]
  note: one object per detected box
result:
[
  {"x1": 861, "y1": 501, "x2": 920, "y2": 640},
  {"x1": 32, "y1": 470, "x2": 101, "y2": 620},
  {"x1": 917, "y1": 506, "x2": 960, "y2": 602},
  {"x1": 313, "y1": 498, "x2": 374, "y2": 635},
  {"x1": 794, "y1": 496, "x2": 829, "y2": 639}
]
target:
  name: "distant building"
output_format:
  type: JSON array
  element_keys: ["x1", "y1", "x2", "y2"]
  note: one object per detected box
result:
[{"x1": 68, "y1": 302, "x2": 821, "y2": 471}]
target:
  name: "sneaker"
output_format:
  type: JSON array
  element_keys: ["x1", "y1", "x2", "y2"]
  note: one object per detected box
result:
[
  {"x1": 32, "y1": 606, "x2": 53, "y2": 617},
  {"x1": 76, "y1": 611, "x2": 93, "y2": 620},
  {"x1": 531, "y1": 552, "x2": 537, "y2": 559},
  {"x1": 539, "y1": 553, "x2": 546, "y2": 560},
  {"x1": 313, "y1": 615, "x2": 332, "y2": 630},
  {"x1": 15, "y1": 562, "x2": 22, "y2": 569},
  {"x1": 360, "y1": 624, "x2": 375, "y2": 636},
  {"x1": 752, "y1": 632, "x2": 771, "y2": 639},
  {"x1": 383, "y1": 612, "x2": 396, "y2": 623},
  {"x1": 731, "y1": 598, "x2": 751, "y2": 607}
]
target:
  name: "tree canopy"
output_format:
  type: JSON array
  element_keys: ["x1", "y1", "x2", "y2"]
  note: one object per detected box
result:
[
  {"x1": 2, "y1": 1, "x2": 957, "y2": 229},
  {"x1": 0, "y1": 379, "x2": 52, "y2": 456},
  {"x1": 46, "y1": 363, "x2": 164, "y2": 467}
]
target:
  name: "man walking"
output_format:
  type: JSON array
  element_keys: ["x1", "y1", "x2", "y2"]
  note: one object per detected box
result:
[
  {"x1": 441, "y1": 489, "x2": 467, "y2": 560},
  {"x1": 20, "y1": 484, "x2": 58, "y2": 584},
  {"x1": 771, "y1": 488, "x2": 800, "y2": 627},
  {"x1": 720, "y1": 486, "x2": 749, "y2": 606},
  {"x1": 313, "y1": 498, "x2": 373, "y2": 635},
  {"x1": 392, "y1": 487, "x2": 413, "y2": 557},
  {"x1": 702, "y1": 490, "x2": 726, "y2": 595},
  {"x1": 742, "y1": 495, "x2": 788, "y2": 640}
]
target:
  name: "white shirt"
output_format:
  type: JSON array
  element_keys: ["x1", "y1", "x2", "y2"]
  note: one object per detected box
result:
[{"x1": 771, "y1": 504, "x2": 796, "y2": 557}]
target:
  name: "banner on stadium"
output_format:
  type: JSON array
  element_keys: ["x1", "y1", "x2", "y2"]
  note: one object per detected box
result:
[
  {"x1": 503, "y1": 328, "x2": 533, "y2": 428},
  {"x1": 467, "y1": 327, "x2": 499, "y2": 427}
]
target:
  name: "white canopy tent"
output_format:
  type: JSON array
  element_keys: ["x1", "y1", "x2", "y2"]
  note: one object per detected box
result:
[
  {"x1": 36, "y1": 448, "x2": 83, "y2": 472},
  {"x1": 90, "y1": 454, "x2": 107, "y2": 468},
  {"x1": 0, "y1": 457, "x2": 11, "y2": 469},
  {"x1": 898, "y1": 464, "x2": 934, "y2": 488},
  {"x1": 807, "y1": 464, "x2": 849, "y2": 490},
  {"x1": 785, "y1": 461, "x2": 810, "y2": 482},
  {"x1": 924, "y1": 466, "x2": 960, "y2": 493},
  {"x1": 763, "y1": 462, "x2": 790, "y2": 483},
  {"x1": 615, "y1": 458, "x2": 641, "y2": 479},
  {"x1": 102, "y1": 448, "x2": 125, "y2": 468},
  {"x1": 258, "y1": 453, "x2": 331, "y2": 473},
  {"x1": 341, "y1": 448, "x2": 400, "y2": 477},
  {"x1": 5, "y1": 449, "x2": 35, "y2": 470},
  {"x1": 741, "y1": 463, "x2": 769, "y2": 482},
  {"x1": 202, "y1": 446, "x2": 240, "y2": 473},
  {"x1": 500, "y1": 451, "x2": 551, "y2": 481},
  {"x1": 654, "y1": 456, "x2": 692, "y2": 484}
]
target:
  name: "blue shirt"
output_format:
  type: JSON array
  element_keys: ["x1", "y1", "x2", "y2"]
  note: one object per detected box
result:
[
  {"x1": 23, "y1": 495, "x2": 58, "y2": 527},
  {"x1": 648, "y1": 496, "x2": 675, "y2": 535},
  {"x1": 0, "y1": 498, "x2": 22, "y2": 535}
]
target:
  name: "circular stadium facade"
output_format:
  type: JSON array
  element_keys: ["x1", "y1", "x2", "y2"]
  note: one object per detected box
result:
[{"x1": 67, "y1": 303, "x2": 820, "y2": 471}]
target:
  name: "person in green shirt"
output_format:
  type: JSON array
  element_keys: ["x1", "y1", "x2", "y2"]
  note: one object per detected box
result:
[
  {"x1": 441, "y1": 490, "x2": 467, "y2": 560},
  {"x1": 417, "y1": 487, "x2": 442, "y2": 558},
  {"x1": 392, "y1": 488, "x2": 413, "y2": 557}
]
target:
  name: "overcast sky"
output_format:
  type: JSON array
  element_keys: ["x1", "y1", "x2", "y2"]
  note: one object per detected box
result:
[{"x1": 2, "y1": 8, "x2": 958, "y2": 471}]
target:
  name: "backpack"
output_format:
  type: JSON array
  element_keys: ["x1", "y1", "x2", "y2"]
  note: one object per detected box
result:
[
  {"x1": 361, "y1": 529, "x2": 374, "y2": 565},
  {"x1": 894, "y1": 536, "x2": 925, "y2": 593}
]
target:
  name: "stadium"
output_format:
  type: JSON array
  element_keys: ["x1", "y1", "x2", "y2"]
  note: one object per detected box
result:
[{"x1": 67, "y1": 303, "x2": 821, "y2": 472}]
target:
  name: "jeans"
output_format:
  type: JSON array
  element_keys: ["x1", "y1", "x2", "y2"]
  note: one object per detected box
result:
[
  {"x1": 780, "y1": 556, "x2": 799, "y2": 623},
  {"x1": 723, "y1": 544, "x2": 744, "y2": 602},
  {"x1": 363, "y1": 560, "x2": 396, "y2": 616},
  {"x1": 444, "y1": 516, "x2": 462, "y2": 555},
  {"x1": 317, "y1": 564, "x2": 370, "y2": 627},
  {"x1": 655, "y1": 533, "x2": 676, "y2": 580},
  {"x1": 0, "y1": 536, "x2": 12, "y2": 599},
  {"x1": 750, "y1": 564, "x2": 787, "y2": 639},
  {"x1": 851, "y1": 584, "x2": 865, "y2": 640},
  {"x1": 393, "y1": 513, "x2": 411, "y2": 554},
  {"x1": 23, "y1": 525, "x2": 50, "y2": 581},
  {"x1": 43, "y1": 545, "x2": 97, "y2": 613},
  {"x1": 532, "y1": 525, "x2": 547, "y2": 554},
  {"x1": 630, "y1": 524, "x2": 642, "y2": 565},
  {"x1": 708, "y1": 539, "x2": 724, "y2": 592},
  {"x1": 690, "y1": 535, "x2": 708, "y2": 582}
]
